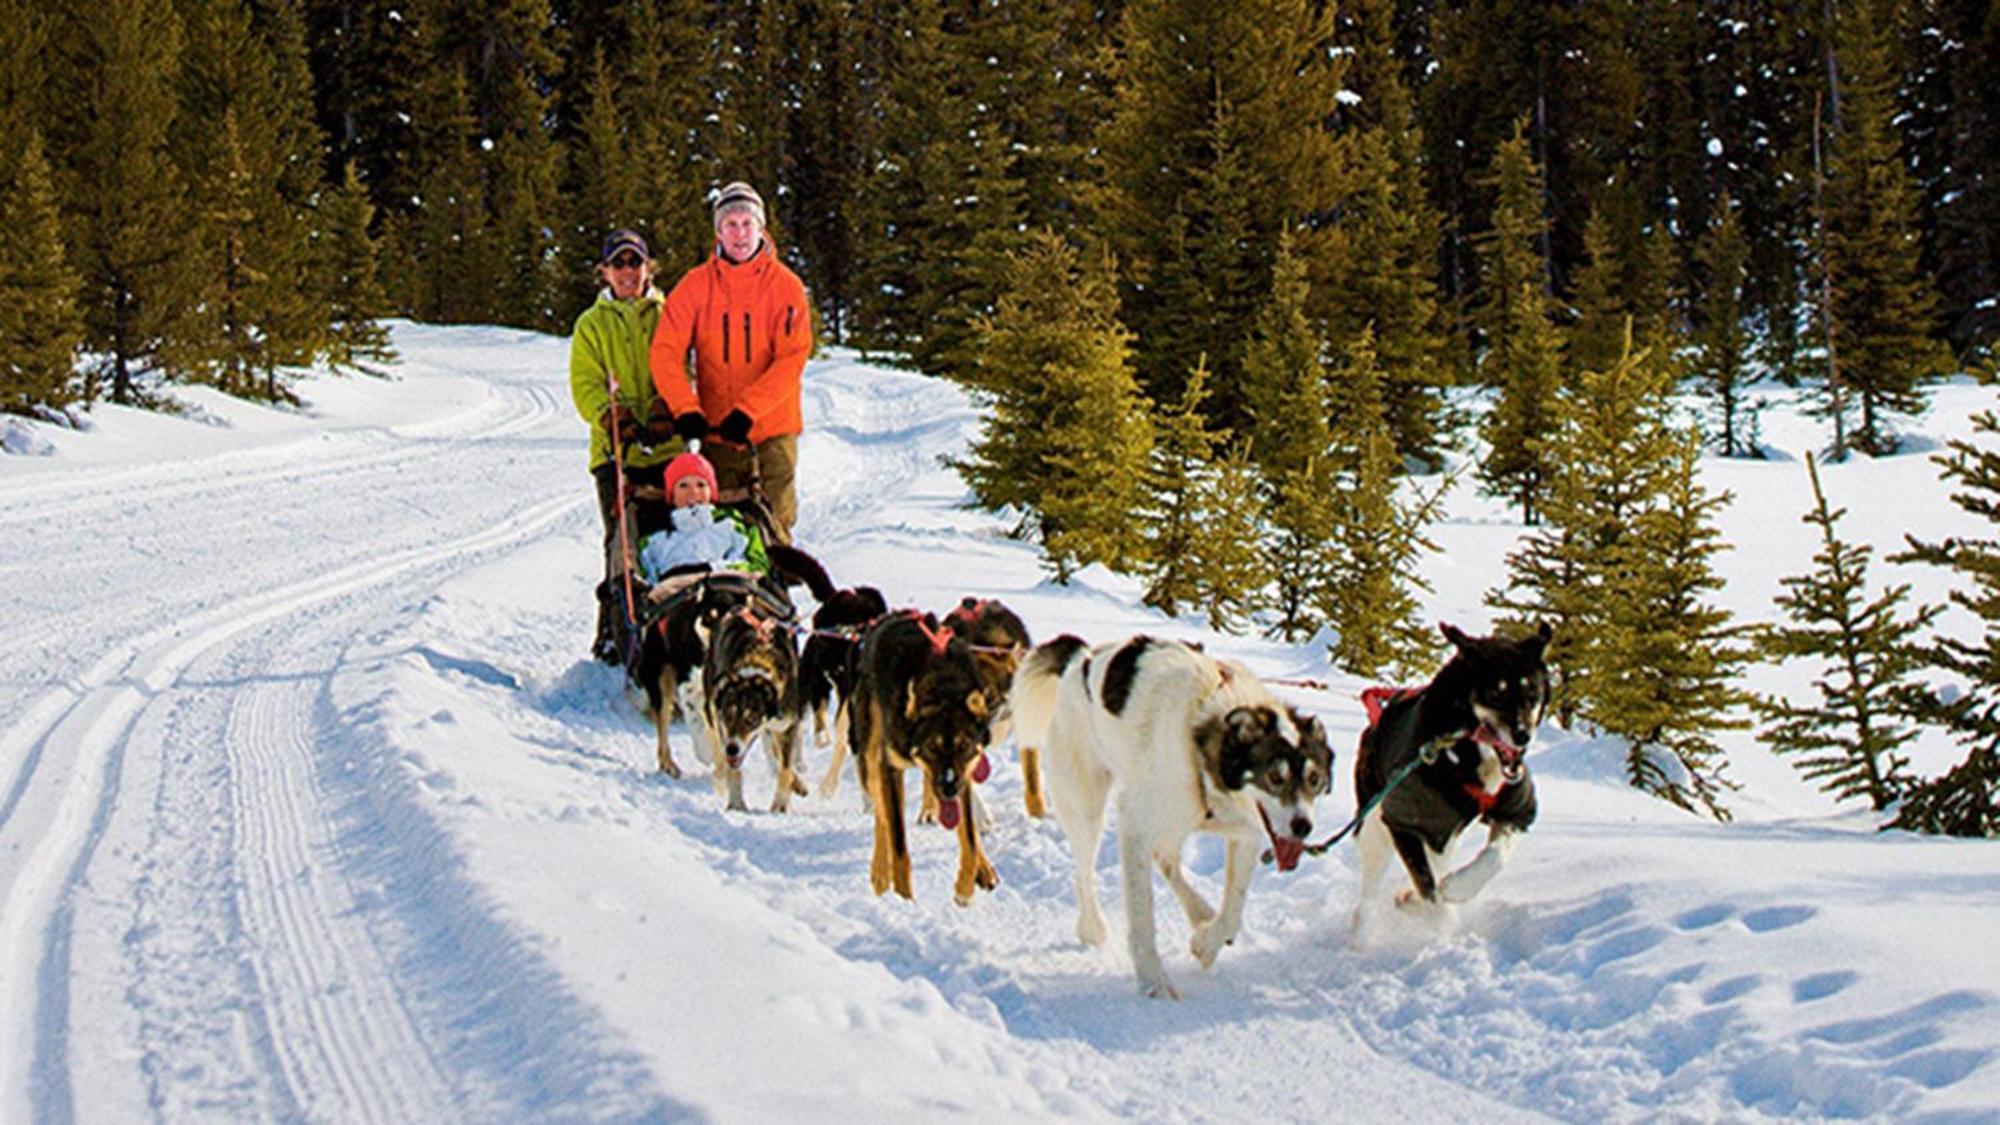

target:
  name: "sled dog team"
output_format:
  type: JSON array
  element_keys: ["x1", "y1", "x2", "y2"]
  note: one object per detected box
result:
[{"x1": 635, "y1": 578, "x2": 1552, "y2": 999}]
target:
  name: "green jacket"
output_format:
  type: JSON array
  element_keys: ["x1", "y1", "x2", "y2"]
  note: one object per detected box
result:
[{"x1": 570, "y1": 286, "x2": 678, "y2": 470}]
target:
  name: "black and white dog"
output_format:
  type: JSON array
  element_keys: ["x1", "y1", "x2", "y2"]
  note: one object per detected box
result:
[
  {"x1": 1350, "y1": 622, "x2": 1551, "y2": 945},
  {"x1": 702, "y1": 602, "x2": 807, "y2": 812},
  {"x1": 1012, "y1": 635, "x2": 1331, "y2": 999}
]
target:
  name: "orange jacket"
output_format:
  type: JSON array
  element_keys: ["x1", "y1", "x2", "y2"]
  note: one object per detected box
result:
[{"x1": 649, "y1": 240, "x2": 813, "y2": 444}]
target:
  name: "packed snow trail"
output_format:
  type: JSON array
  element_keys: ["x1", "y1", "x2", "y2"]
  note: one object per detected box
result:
[{"x1": 2, "y1": 323, "x2": 1994, "y2": 1122}]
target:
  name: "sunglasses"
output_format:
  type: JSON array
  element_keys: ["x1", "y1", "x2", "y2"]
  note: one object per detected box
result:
[{"x1": 606, "y1": 253, "x2": 645, "y2": 269}]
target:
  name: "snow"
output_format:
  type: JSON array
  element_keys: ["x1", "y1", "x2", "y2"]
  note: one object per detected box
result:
[{"x1": 3, "y1": 321, "x2": 1997, "y2": 1122}]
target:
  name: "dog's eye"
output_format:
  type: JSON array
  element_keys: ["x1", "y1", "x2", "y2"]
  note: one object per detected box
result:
[{"x1": 1267, "y1": 764, "x2": 1288, "y2": 786}]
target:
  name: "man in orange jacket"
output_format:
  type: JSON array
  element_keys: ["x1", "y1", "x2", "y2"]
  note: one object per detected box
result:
[{"x1": 650, "y1": 181, "x2": 812, "y2": 544}]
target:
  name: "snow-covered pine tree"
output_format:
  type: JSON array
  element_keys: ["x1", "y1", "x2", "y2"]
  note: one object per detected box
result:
[
  {"x1": 1695, "y1": 193, "x2": 1756, "y2": 457},
  {"x1": 1140, "y1": 361, "x2": 1221, "y2": 615},
  {"x1": 1755, "y1": 453, "x2": 1936, "y2": 811},
  {"x1": 1474, "y1": 120, "x2": 1563, "y2": 526},
  {"x1": 1188, "y1": 439, "x2": 1273, "y2": 635},
  {"x1": 0, "y1": 128, "x2": 84, "y2": 414},
  {"x1": 1890, "y1": 411, "x2": 2000, "y2": 837},
  {"x1": 1592, "y1": 427, "x2": 1745, "y2": 820},
  {"x1": 320, "y1": 162, "x2": 396, "y2": 376},
  {"x1": 958, "y1": 231, "x2": 1149, "y2": 583}
]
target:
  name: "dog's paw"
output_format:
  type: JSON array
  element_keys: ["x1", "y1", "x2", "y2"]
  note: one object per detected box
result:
[
  {"x1": 657, "y1": 757, "x2": 682, "y2": 779},
  {"x1": 790, "y1": 775, "x2": 809, "y2": 798},
  {"x1": 976, "y1": 859, "x2": 998, "y2": 892},
  {"x1": 1137, "y1": 971, "x2": 1180, "y2": 1001},
  {"x1": 1190, "y1": 920, "x2": 1234, "y2": 968},
  {"x1": 1441, "y1": 850, "x2": 1501, "y2": 903}
]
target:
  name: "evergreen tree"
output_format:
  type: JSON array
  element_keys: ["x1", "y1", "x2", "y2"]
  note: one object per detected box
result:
[
  {"x1": 46, "y1": 0, "x2": 191, "y2": 405},
  {"x1": 1695, "y1": 193, "x2": 1756, "y2": 457},
  {"x1": 1092, "y1": 0, "x2": 1343, "y2": 422},
  {"x1": 1891, "y1": 410, "x2": 2000, "y2": 837},
  {"x1": 175, "y1": 0, "x2": 327, "y2": 401},
  {"x1": 0, "y1": 129, "x2": 84, "y2": 414},
  {"x1": 1239, "y1": 233, "x2": 1329, "y2": 480},
  {"x1": 1817, "y1": 0, "x2": 1951, "y2": 456},
  {"x1": 408, "y1": 66, "x2": 496, "y2": 323},
  {"x1": 1755, "y1": 453, "x2": 1936, "y2": 811},
  {"x1": 1592, "y1": 428, "x2": 1745, "y2": 820},
  {"x1": 1474, "y1": 120, "x2": 1563, "y2": 525},
  {"x1": 1564, "y1": 204, "x2": 1628, "y2": 384},
  {"x1": 475, "y1": 0, "x2": 567, "y2": 331},
  {"x1": 1320, "y1": 0, "x2": 1452, "y2": 466},
  {"x1": 957, "y1": 232, "x2": 1149, "y2": 582},
  {"x1": 1140, "y1": 361, "x2": 1222, "y2": 615},
  {"x1": 1187, "y1": 439, "x2": 1274, "y2": 635},
  {"x1": 1319, "y1": 326, "x2": 1443, "y2": 680},
  {"x1": 1489, "y1": 330, "x2": 1681, "y2": 735},
  {"x1": 1264, "y1": 454, "x2": 1339, "y2": 642},
  {"x1": 320, "y1": 162, "x2": 397, "y2": 375}
]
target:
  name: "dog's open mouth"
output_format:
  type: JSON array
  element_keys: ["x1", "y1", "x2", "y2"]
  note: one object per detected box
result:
[
  {"x1": 1473, "y1": 723, "x2": 1527, "y2": 782},
  {"x1": 1259, "y1": 807, "x2": 1304, "y2": 871}
]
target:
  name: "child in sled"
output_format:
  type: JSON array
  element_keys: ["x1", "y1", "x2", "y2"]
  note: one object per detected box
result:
[{"x1": 630, "y1": 451, "x2": 772, "y2": 602}]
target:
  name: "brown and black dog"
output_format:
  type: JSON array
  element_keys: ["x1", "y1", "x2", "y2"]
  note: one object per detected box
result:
[
  {"x1": 702, "y1": 602, "x2": 806, "y2": 812},
  {"x1": 848, "y1": 609, "x2": 996, "y2": 906},
  {"x1": 939, "y1": 597, "x2": 1038, "y2": 819}
]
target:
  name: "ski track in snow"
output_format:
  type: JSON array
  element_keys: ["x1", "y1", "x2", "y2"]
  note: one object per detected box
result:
[{"x1": 3, "y1": 326, "x2": 1996, "y2": 1122}]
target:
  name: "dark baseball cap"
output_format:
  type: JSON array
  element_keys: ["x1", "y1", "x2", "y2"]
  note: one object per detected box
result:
[{"x1": 600, "y1": 228, "x2": 649, "y2": 263}]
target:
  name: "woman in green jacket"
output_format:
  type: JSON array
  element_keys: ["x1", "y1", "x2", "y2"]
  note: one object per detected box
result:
[{"x1": 571, "y1": 228, "x2": 683, "y2": 664}]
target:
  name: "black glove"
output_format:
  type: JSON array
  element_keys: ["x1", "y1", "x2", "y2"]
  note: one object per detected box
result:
[
  {"x1": 717, "y1": 409, "x2": 753, "y2": 444},
  {"x1": 599, "y1": 404, "x2": 640, "y2": 446},
  {"x1": 673, "y1": 411, "x2": 709, "y2": 442},
  {"x1": 642, "y1": 405, "x2": 677, "y2": 446}
]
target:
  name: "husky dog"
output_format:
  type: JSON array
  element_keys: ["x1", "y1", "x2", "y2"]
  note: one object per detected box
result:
[
  {"x1": 803, "y1": 586, "x2": 889, "y2": 802},
  {"x1": 1011, "y1": 635, "x2": 1332, "y2": 999},
  {"x1": 702, "y1": 602, "x2": 807, "y2": 812},
  {"x1": 628, "y1": 544, "x2": 832, "y2": 778},
  {"x1": 849, "y1": 610, "x2": 995, "y2": 906},
  {"x1": 1349, "y1": 622, "x2": 1551, "y2": 946},
  {"x1": 934, "y1": 597, "x2": 1033, "y2": 821}
]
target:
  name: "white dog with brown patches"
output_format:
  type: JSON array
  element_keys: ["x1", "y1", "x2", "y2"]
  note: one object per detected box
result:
[{"x1": 1010, "y1": 634, "x2": 1333, "y2": 999}]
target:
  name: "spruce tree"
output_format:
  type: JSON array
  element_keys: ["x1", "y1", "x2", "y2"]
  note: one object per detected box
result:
[
  {"x1": 1264, "y1": 454, "x2": 1339, "y2": 642},
  {"x1": 1140, "y1": 361, "x2": 1222, "y2": 615},
  {"x1": 1319, "y1": 327, "x2": 1443, "y2": 680},
  {"x1": 1592, "y1": 428, "x2": 1745, "y2": 820},
  {"x1": 1475, "y1": 120, "x2": 1563, "y2": 525},
  {"x1": 957, "y1": 232, "x2": 1149, "y2": 582},
  {"x1": 1320, "y1": 0, "x2": 1452, "y2": 466},
  {"x1": 1092, "y1": 0, "x2": 1343, "y2": 420},
  {"x1": 46, "y1": 0, "x2": 190, "y2": 405},
  {"x1": 320, "y1": 162, "x2": 397, "y2": 375},
  {"x1": 1891, "y1": 410, "x2": 2000, "y2": 837},
  {"x1": 1565, "y1": 205, "x2": 1628, "y2": 384},
  {"x1": 1818, "y1": 0, "x2": 1951, "y2": 456},
  {"x1": 1187, "y1": 439, "x2": 1273, "y2": 635},
  {"x1": 1239, "y1": 233, "x2": 1329, "y2": 481},
  {"x1": 0, "y1": 129, "x2": 84, "y2": 414},
  {"x1": 1755, "y1": 453, "x2": 1936, "y2": 811},
  {"x1": 1695, "y1": 194, "x2": 1756, "y2": 457},
  {"x1": 175, "y1": 0, "x2": 326, "y2": 401}
]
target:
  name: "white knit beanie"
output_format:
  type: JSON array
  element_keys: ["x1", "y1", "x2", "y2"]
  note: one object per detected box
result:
[{"x1": 713, "y1": 182, "x2": 767, "y2": 229}]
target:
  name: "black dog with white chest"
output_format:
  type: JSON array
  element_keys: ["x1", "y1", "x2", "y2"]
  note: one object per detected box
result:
[{"x1": 1350, "y1": 622, "x2": 1551, "y2": 944}]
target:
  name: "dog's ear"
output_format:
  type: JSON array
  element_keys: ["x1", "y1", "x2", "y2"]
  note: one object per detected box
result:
[
  {"x1": 1528, "y1": 620, "x2": 1554, "y2": 654},
  {"x1": 905, "y1": 681, "x2": 919, "y2": 719},
  {"x1": 966, "y1": 688, "x2": 988, "y2": 719},
  {"x1": 1225, "y1": 706, "x2": 1270, "y2": 744},
  {"x1": 1440, "y1": 622, "x2": 1474, "y2": 651}
]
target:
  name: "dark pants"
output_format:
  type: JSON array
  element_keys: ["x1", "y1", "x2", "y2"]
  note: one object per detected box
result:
[{"x1": 591, "y1": 461, "x2": 666, "y2": 656}]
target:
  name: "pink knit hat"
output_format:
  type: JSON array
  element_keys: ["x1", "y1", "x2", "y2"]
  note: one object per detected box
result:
[{"x1": 663, "y1": 452, "x2": 718, "y2": 499}]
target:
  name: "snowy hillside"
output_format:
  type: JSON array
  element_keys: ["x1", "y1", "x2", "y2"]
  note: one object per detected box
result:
[{"x1": 2, "y1": 322, "x2": 1995, "y2": 1122}]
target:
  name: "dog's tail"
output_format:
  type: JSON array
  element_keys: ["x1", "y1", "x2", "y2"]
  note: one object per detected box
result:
[
  {"x1": 1009, "y1": 634, "x2": 1088, "y2": 747},
  {"x1": 767, "y1": 543, "x2": 837, "y2": 603}
]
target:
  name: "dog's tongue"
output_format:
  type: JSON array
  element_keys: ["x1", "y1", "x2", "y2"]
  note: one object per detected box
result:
[
  {"x1": 938, "y1": 798, "x2": 962, "y2": 831},
  {"x1": 1474, "y1": 723, "x2": 1519, "y2": 756},
  {"x1": 972, "y1": 754, "x2": 990, "y2": 784},
  {"x1": 1270, "y1": 835, "x2": 1304, "y2": 871}
]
